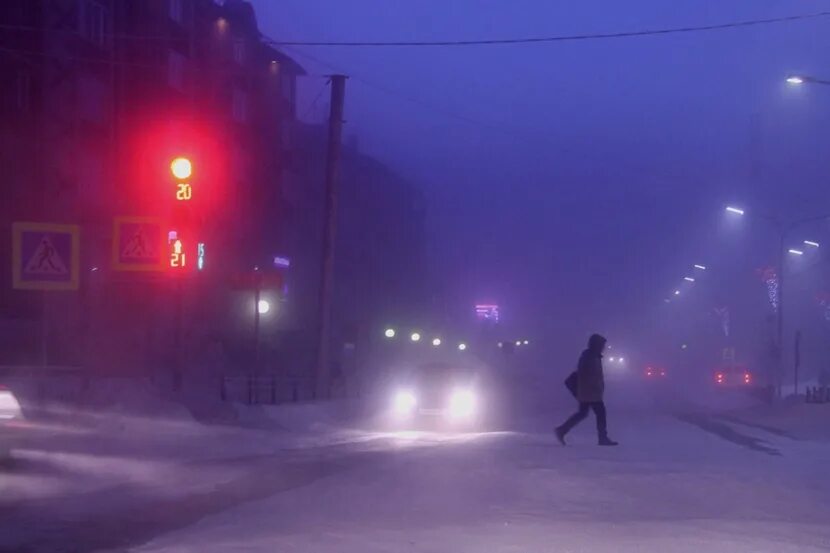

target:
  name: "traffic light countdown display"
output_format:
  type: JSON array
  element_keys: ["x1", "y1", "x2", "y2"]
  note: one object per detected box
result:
[{"x1": 169, "y1": 157, "x2": 196, "y2": 271}]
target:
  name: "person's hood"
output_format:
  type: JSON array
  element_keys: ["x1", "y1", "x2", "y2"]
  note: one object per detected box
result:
[{"x1": 587, "y1": 333, "x2": 607, "y2": 354}]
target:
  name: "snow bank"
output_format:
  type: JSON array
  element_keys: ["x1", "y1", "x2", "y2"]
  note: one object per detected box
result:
[{"x1": 233, "y1": 400, "x2": 362, "y2": 432}]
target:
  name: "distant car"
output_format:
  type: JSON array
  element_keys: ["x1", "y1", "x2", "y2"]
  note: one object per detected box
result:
[
  {"x1": 643, "y1": 366, "x2": 667, "y2": 379},
  {"x1": 0, "y1": 384, "x2": 24, "y2": 460},
  {"x1": 713, "y1": 366, "x2": 754, "y2": 388},
  {"x1": 388, "y1": 361, "x2": 481, "y2": 428}
]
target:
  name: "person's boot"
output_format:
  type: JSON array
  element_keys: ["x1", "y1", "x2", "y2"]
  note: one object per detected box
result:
[
  {"x1": 555, "y1": 426, "x2": 567, "y2": 446},
  {"x1": 598, "y1": 435, "x2": 618, "y2": 446}
]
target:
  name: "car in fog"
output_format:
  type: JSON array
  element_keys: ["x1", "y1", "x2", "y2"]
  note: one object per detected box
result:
[
  {"x1": 0, "y1": 384, "x2": 24, "y2": 460},
  {"x1": 713, "y1": 366, "x2": 754, "y2": 388},
  {"x1": 644, "y1": 366, "x2": 667, "y2": 380},
  {"x1": 388, "y1": 361, "x2": 482, "y2": 428}
]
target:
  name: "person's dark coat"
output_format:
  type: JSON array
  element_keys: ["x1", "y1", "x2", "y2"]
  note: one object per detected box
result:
[{"x1": 576, "y1": 334, "x2": 606, "y2": 403}]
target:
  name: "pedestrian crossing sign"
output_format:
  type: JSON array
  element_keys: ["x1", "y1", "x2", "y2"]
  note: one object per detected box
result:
[
  {"x1": 12, "y1": 222, "x2": 80, "y2": 290},
  {"x1": 112, "y1": 216, "x2": 165, "y2": 271}
]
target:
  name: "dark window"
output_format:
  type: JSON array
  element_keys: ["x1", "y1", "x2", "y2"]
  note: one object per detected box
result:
[
  {"x1": 16, "y1": 71, "x2": 32, "y2": 111},
  {"x1": 169, "y1": 0, "x2": 184, "y2": 23},
  {"x1": 79, "y1": 0, "x2": 109, "y2": 48}
]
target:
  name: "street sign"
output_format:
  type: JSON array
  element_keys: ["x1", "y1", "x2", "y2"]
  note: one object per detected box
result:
[
  {"x1": 112, "y1": 217, "x2": 166, "y2": 271},
  {"x1": 12, "y1": 222, "x2": 80, "y2": 290}
]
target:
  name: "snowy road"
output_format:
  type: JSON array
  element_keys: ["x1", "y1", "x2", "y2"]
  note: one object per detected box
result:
[{"x1": 3, "y1": 402, "x2": 830, "y2": 552}]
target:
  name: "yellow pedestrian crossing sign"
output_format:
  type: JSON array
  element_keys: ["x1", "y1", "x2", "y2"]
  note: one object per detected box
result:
[
  {"x1": 12, "y1": 222, "x2": 80, "y2": 290},
  {"x1": 112, "y1": 216, "x2": 165, "y2": 271}
]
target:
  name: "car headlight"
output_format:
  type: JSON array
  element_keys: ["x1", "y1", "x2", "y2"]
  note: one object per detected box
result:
[
  {"x1": 392, "y1": 390, "x2": 417, "y2": 416},
  {"x1": 448, "y1": 389, "x2": 476, "y2": 419}
]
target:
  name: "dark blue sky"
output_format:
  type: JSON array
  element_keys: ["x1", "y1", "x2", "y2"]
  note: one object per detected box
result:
[{"x1": 252, "y1": 0, "x2": 830, "y2": 352}]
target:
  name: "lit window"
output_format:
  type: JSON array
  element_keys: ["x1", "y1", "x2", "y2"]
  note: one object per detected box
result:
[
  {"x1": 168, "y1": 50, "x2": 186, "y2": 92},
  {"x1": 232, "y1": 88, "x2": 247, "y2": 122},
  {"x1": 233, "y1": 40, "x2": 246, "y2": 64},
  {"x1": 169, "y1": 0, "x2": 184, "y2": 23},
  {"x1": 79, "y1": 1, "x2": 109, "y2": 48}
]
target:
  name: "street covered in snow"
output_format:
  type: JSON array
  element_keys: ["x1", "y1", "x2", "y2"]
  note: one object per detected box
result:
[{"x1": 2, "y1": 381, "x2": 830, "y2": 553}]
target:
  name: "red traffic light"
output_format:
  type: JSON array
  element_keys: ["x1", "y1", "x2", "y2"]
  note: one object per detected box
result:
[{"x1": 170, "y1": 157, "x2": 192, "y2": 180}]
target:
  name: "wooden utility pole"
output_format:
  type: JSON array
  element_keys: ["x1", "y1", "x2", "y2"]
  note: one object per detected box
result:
[{"x1": 316, "y1": 75, "x2": 347, "y2": 399}]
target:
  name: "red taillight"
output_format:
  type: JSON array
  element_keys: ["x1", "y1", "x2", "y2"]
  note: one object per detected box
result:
[
  {"x1": 645, "y1": 368, "x2": 653, "y2": 377},
  {"x1": 743, "y1": 373, "x2": 752, "y2": 384},
  {"x1": 715, "y1": 373, "x2": 725, "y2": 384}
]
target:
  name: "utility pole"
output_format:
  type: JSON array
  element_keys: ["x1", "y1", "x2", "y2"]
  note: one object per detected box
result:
[
  {"x1": 316, "y1": 75, "x2": 347, "y2": 399},
  {"x1": 794, "y1": 330, "x2": 801, "y2": 396},
  {"x1": 775, "y1": 231, "x2": 785, "y2": 399}
]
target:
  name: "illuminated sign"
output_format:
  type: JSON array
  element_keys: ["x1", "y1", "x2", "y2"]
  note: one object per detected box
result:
[
  {"x1": 475, "y1": 304, "x2": 500, "y2": 322},
  {"x1": 273, "y1": 256, "x2": 291, "y2": 269},
  {"x1": 168, "y1": 231, "x2": 186, "y2": 269},
  {"x1": 197, "y1": 242, "x2": 205, "y2": 270}
]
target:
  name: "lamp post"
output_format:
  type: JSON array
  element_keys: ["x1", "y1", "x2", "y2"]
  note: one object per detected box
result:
[{"x1": 726, "y1": 206, "x2": 830, "y2": 397}]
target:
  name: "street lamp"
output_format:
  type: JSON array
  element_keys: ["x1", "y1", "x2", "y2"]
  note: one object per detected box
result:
[
  {"x1": 257, "y1": 299, "x2": 271, "y2": 315},
  {"x1": 804, "y1": 240, "x2": 820, "y2": 248},
  {"x1": 694, "y1": 264, "x2": 707, "y2": 270},
  {"x1": 723, "y1": 204, "x2": 830, "y2": 397},
  {"x1": 432, "y1": 338, "x2": 442, "y2": 347},
  {"x1": 786, "y1": 75, "x2": 830, "y2": 86},
  {"x1": 458, "y1": 343, "x2": 467, "y2": 351},
  {"x1": 384, "y1": 328, "x2": 396, "y2": 339},
  {"x1": 410, "y1": 332, "x2": 421, "y2": 342}
]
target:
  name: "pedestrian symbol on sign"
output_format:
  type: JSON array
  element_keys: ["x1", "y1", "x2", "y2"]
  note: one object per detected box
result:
[
  {"x1": 121, "y1": 226, "x2": 156, "y2": 259},
  {"x1": 25, "y1": 235, "x2": 68, "y2": 275},
  {"x1": 112, "y1": 217, "x2": 165, "y2": 271},
  {"x1": 12, "y1": 222, "x2": 80, "y2": 290}
]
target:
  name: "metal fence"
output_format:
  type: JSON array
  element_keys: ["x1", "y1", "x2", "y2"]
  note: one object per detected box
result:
[
  {"x1": 219, "y1": 374, "x2": 314, "y2": 405},
  {"x1": 806, "y1": 386, "x2": 830, "y2": 403}
]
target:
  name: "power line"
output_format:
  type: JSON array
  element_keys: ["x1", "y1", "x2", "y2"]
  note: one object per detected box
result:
[
  {"x1": 276, "y1": 42, "x2": 528, "y2": 137},
  {"x1": 263, "y1": 11, "x2": 830, "y2": 47},
  {"x1": 301, "y1": 79, "x2": 330, "y2": 121}
]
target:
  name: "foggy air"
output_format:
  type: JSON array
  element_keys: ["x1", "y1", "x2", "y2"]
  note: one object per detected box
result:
[{"x1": 2, "y1": 1, "x2": 830, "y2": 552}]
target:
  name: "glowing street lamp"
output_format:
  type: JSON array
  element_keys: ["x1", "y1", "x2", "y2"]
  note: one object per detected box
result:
[
  {"x1": 410, "y1": 332, "x2": 421, "y2": 342},
  {"x1": 384, "y1": 328, "x2": 396, "y2": 339},
  {"x1": 786, "y1": 76, "x2": 804, "y2": 85},
  {"x1": 694, "y1": 264, "x2": 707, "y2": 270},
  {"x1": 804, "y1": 240, "x2": 820, "y2": 248},
  {"x1": 788, "y1": 248, "x2": 804, "y2": 256},
  {"x1": 432, "y1": 338, "x2": 442, "y2": 347},
  {"x1": 725, "y1": 206, "x2": 745, "y2": 216},
  {"x1": 684, "y1": 277, "x2": 695, "y2": 282},
  {"x1": 458, "y1": 343, "x2": 467, "y2": 351},
  {"x1": 257, "y1": 299, "x2": 271, "y2": 315}
]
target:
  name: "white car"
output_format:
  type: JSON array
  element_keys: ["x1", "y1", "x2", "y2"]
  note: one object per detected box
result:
[
  {"x1": 0, "y1": 384, "x2": 24, "y2": 460},
  {"x1": 389, "y1": 361, "x2": 483, "y2": 428}
]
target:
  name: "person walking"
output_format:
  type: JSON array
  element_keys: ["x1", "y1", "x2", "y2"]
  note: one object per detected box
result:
[{"x1": 556, "y1": 333, "x2": 618, "y2": 446}]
